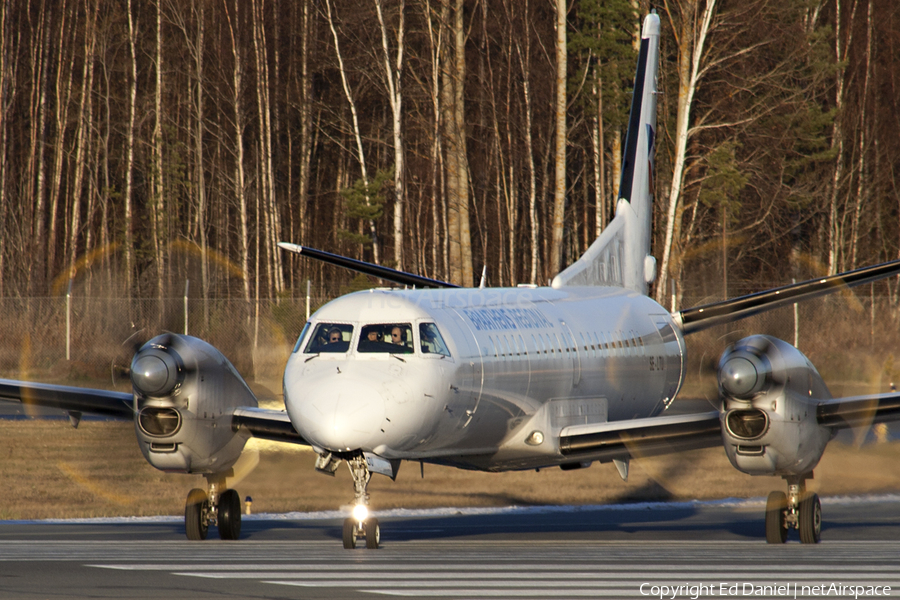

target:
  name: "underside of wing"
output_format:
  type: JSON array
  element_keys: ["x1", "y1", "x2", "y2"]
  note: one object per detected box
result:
[
  {"x1": 231, "y1": 407, "x2": 310, "y2": 446},
  {"x1": 558, "y1": 411, "x2": 722, "y2": 463},
  {"x1": 0, "y1": 378, "x2": 133, "y2": 419}
]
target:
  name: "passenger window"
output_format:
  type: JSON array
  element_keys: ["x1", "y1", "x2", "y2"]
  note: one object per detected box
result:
[
  {"x1": 304, "y1": 323, "x2": 353, "y2": 353},
  {"x1": 419, "y1": 323, "x2": 451, "y2": 357},
  {"x1": 358, "y1": 323, "x2": 414, "y2": 354}
]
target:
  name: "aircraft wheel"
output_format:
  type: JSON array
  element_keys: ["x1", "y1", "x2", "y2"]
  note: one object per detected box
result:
[
  {"x1": 798, "y1": 492, "x2": 821, "y2": 544},
  {"x1": 342, "y1": 518, "x2": 358, "y2": 549},
  {"x1": 185, "y1": 488, "x2": 209, "y2": 541},
  {"x1": 217, "y1": 489, "x2": 242, "y2": 541},
  {"x1": 765, "y1": 491, "x2": 787, "y2": 544},
  {"x1": 365, "y1": 518, "x2": 380, "y2": 549}
]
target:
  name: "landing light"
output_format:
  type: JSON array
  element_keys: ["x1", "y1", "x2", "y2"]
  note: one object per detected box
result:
[
  {"x1": 352, "y1": 503, "x2": 369, "y2": 522},
  {"x1": 525, "y1": 431, "x2": 544, "y2": 446}
]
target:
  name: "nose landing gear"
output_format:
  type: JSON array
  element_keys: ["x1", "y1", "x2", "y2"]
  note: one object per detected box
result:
[
  {"x1": 342, "y1": 455, "x2": 380, "y2": 549},
  {"x1": 765, "y1": 474, "x2": 820, "y2": 544}
]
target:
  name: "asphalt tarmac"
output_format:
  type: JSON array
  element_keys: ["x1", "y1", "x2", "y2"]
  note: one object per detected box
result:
[{"x1": 2, "y1": 497, "x2": 899, "y2": 600}]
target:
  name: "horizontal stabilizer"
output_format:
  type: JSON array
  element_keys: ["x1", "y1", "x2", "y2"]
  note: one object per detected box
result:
[
  {"x1": 231, "y1": 407, "x2": 310, "y2": 445},
  {"x1": 0, "y1": 379, "x2": 133, "y2": 419},
  {"x1": 559, "y1": 411, "x2": 721, "y2": 462},
  {"x1": 278, "y1": 242, "x2": 458, "y2": 289},
  {"x1": 675, "y1": 258, "x2": 900, "y2": 335}
]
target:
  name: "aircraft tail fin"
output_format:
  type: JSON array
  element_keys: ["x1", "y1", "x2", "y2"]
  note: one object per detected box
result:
[{"x1": 552, "y1": 13, "x2": 660, "y2": 294}]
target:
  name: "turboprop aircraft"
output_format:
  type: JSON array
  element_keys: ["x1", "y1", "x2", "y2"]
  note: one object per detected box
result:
[{"x1": 4, "y1": 12, "x2": 900, "y2": 549}]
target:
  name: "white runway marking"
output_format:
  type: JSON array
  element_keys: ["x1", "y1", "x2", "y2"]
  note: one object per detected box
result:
[{"x1": 82, "y1": 543, "x2": 900, "y2": 600}]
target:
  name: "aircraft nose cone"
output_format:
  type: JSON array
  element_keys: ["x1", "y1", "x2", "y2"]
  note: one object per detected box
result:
[
  {"x1": 132, "y1": 355, "x2": 168, "y2": 391},
  {"x1": 131, "y1": 350, "x2": 182, "y2": 397},
  {"x1": 720, "y1": 356, "x2": 760, "y2": 398},
  {"x1": 294, "y1": 379, "x2": 386, "y2": 452}
]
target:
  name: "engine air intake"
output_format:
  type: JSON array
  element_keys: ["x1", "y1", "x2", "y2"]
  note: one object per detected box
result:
[
  {"x1": 138, "y1": 407, "x2": 182, "y2": 437},
  {"x1": 725, "y1": 408, "x2": 769, "y2": 440}
]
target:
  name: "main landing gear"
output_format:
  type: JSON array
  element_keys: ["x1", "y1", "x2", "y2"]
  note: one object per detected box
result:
[
  {"x1": 342, "y1": 455, "x2": 380, "y2": 550},
  {"x1": 184, "y1": 476, "x2": 242, "y2": 541},
  {"x1": 765, "y1": 474, "x2": 821, "y2": 544}
]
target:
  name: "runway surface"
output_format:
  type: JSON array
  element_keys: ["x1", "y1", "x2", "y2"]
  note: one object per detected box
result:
[{"x1": 2, "y1": 497, "x2": 900, "y2": 600}]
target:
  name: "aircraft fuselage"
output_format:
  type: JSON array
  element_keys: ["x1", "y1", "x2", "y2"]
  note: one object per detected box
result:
[{"x1": 283, "y1": 286, "x2": 685, "y2": 472}]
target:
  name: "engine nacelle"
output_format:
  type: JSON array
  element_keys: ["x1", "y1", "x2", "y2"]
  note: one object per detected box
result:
[
  {"x1": 130, "y1": 334, "x2": 257, "y2": 475},
  {"x1": 717, "y1": 335, "x2": 833, "y2": 477}
]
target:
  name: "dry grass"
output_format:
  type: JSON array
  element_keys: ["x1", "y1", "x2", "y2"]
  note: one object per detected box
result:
[{"x1": 2, "y1": 419, "x2": 899, "y2": 520}]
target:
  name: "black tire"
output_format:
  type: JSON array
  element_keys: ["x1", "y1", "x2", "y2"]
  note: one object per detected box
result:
[
  {"x1": 365, "y1": 518, "x2": 380, "y2": 550},
  {"x1": 765, "y1": 491, "x2": 787, "y2": 544},
  {"x1": 798, "y1": 492, "x2": 822, "y2": 544},
  {"x1": 217, "y1": 489, "x2": 242, "y2": 541},
  {"x1": 185, "y1": 488, "x2": 209, "y2": 541},
  {"x1": 342, "y1": 518, "x2": 357, "y2": 549}
]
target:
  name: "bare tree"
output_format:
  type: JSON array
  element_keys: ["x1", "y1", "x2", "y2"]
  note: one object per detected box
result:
[
  {"x1": 223, "y1": 0, "x2": 252, "y2": 311},
  {"x1": 375, "y1": 0, "x2": 406, "y2": 269},
  {"x1": 325, "y1": 0, "x2": 380, "y2": 264},
  {"x1": 549, "y1": 0, "x2": 567, "y2": 277},
  {"x1": 67, "y1": 0, "x2": 99, "y2": 280},
  {"x1": 656, "y1": 0, "x2": 718, "y2": 308}
]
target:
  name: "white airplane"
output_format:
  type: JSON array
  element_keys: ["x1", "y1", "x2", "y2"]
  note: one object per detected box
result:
[{"x1": 3, "y1": 13, "x2": 900, "y2": 549}]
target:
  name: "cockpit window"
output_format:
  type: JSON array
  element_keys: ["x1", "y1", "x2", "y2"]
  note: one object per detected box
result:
[
  {"x1": 304, "y1": 323, "x2": 353, "y2": 353},
  {"x1": 420, "y1": 323, "x2": 451, "y2": 357},
  {"x1": 292, "y1": 322, "x2": 311, "y2": 354},
  {"x1": 358, "y1": 323, "x2": 414, "y2": 354}
]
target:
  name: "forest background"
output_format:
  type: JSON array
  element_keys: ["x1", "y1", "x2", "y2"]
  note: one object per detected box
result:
[{"x1": 1, "y1": 0, "x2": 900, "y2": 386}]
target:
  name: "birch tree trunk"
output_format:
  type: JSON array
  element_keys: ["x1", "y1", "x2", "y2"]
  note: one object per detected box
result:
[
  {"x1": 510, "y1": 0, "x2": 538, "y2": 284},
  {"x1": 454, "y1": 0, "x2": 472, "y2": 286},
  {"x1": 442, "y1": 0, "x2": 461, "y2": 284},
  {"x1": 325, "y1": 0, "x2": 380, "y2": 264},
  {"x1": 656, "y1": 0, "x2": 718, "y2": 308},
  {"x1": 827, "y1": 0, "x2": 847, "y2": 274},
  {"x1": 849, "y1": 0, "x2": 872, "y2": 269},
  {"x1": 124, "y1": 0, "x2": 137, "y2": 295},
  {"x1": 251, "y1": 0, "x2": 283, "y2": 296},
  {"x1": 298, "y1": 0, "x2": 312, "y2": 247},
  {"x1": 152, "y1": 0, "x2": 165, "y2": 302},
  {"x1": 0, "y1": 0, "x2": 10, "y2": 296},
  {"x1": 591, "y1": 74, "x2": 605, "y2": 237},
  {"x1": 68, "y1": 0, "x2": 98, "y2": 278},
  {"x1": 197, "y1": 1, "x2": 208, "y2": 321},
  {"x1": 30, "y1": 2, "x2": 51, "y2": 295},
  {"x1": 375, "y1": 0, "x2": 405, "y2": 270},
  {"x1": 423, "y1": 0, "x2": 444, "y2": 280},
  {"x1": 223, "y1": 0, "x2": 252, "y2": 317},
  {"x1": 550, "y1": 0, "x2": 567, "y2": 276}
]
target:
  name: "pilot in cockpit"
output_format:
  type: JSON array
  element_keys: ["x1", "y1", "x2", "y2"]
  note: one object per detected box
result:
[
  {"x1": 328, "y1": 328, "x2": 342, "y2": 344},
  {"x1": 390, "y1": 326, "x2": 406, "y2": 346}
]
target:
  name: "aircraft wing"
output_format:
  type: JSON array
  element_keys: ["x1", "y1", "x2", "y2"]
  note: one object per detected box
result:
[
  {"x1": 278, "y1": 242, "x2": 459, "y2": 289},
  {"x1": 817, "y1": 392, "x2": 900, "y2": 430},
  {"x1": 231, "y1": 407, "x2": 310, "y2": 445},
  {"x1": 558, "y1": 411, "x2": 722, "y2": 462},
  {"x1": 675, "y1": 258, "x2": 900, "y2": 335},
  {"x1": 0, "y1": 378, "x2": 133, "y2": 419}
]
